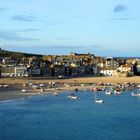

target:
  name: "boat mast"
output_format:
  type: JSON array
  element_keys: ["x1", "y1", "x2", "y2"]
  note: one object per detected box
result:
[{"x1": 93, "y1": 87, "x2": 97, "y2": 101}]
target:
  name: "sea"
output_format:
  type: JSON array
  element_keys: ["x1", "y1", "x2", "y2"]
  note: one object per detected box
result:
[{"x1": 0, "y1": 90, "x2": 140, "y2": 140}]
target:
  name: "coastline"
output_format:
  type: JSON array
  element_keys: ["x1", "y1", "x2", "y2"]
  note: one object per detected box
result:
[
  {"x1": 0, "y1": 76, "x2": 140, "y2": 101},
  {"x1": 0, "y1": 85, "x2": 92, "y2": 101}
]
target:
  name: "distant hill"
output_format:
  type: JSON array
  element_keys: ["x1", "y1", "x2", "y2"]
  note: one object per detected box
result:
[{"x1": 0, "y1": 48, "x2": 43, "y2": 58}]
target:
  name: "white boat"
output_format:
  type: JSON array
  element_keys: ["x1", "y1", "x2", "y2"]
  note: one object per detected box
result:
[
  {"x1": 114, "y1": 90, "x2": 122, "y2": 95},
  {"x1": 39, "y1": 84, "x2": 44, "y2": 87},
  {"x1": 68, "y1": 93, "x2": 78, "y2": 100},
  {"x1": 105, "y1": 90, "x2": 112, "y2": 95},
  {"x1": 131, "y1": 92, "x2": 140, "y2": 97},
  {"x1": 21, "y1": 89, "x2": 26, "y2": 92},
  {"x1": 32, "y1": 85, "x2": 39, "y2": 89},
  {"x1": 3, "y1": 84, "x2": 9, "y2": 88},
  {"x1": 131, "y1": 86, "x2": 140, "y2": 97},
  {"x1": 94, "y1": 89, "x2": 104, "y2": 104},
  {"x1": 95, "y1": 99, "x2": 104, "y2": 104},
  {"x1": 53, "y1": 92, "x2": 58, "y2": 96}
]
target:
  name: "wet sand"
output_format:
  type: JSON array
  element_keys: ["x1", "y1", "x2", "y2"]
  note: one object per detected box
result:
[{"x1": 0, "y1": 85, "x2": 92, "y2": 101}]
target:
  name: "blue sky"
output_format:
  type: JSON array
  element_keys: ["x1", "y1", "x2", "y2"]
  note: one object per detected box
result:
[{"x1": 0, "y1": 0, "x2": 140, "y2": 56}]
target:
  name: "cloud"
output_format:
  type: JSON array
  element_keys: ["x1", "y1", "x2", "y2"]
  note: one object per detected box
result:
[
  {"x1": 109, "y1": 17, "x2": 134, "y2": 21},
  {"x1": 15, "y1": 29, "x2": 42, "y2": 32},
  {"x1": 11, "y1": 14, "x2": 38, "y2": 22},
  {"x1": 0, "y1": 29, "x2": 38, "y2": 41},
  {"x1": 0, "y1": 7, "x2": 7, "y2": 11},
  {"x1": 113, "y1": 4, "x2": 127, "y2": 13}
]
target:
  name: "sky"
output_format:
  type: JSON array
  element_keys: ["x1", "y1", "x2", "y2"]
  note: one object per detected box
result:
[{"x1": 0, "y1": 0, "x2": 140, "y2": 57}]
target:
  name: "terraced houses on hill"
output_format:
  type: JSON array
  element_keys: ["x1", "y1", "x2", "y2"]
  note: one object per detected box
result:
[{"x1": 0, "y1": 52, "x2": 140, "y2": 78}]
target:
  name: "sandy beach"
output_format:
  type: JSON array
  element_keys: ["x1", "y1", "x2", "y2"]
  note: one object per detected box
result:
[
  {"x1": 0, "y1": 76, "x2": 140, "y2": 85},
  {"x1": 0, "y1": 76, "x2": 140, "y2": 101}
]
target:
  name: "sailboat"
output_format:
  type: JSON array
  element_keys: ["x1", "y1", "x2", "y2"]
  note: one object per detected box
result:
[{"x1": 93, "y1": 88, "x2": 104, "y2": 104}]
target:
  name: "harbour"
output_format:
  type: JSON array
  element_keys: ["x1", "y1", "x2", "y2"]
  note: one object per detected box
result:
[{"x1": 1, "y1": 88, "x2": 140, "y2": 140}]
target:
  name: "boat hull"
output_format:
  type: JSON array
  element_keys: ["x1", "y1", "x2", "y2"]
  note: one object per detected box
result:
[
  {"x1": 95, "y1": 99, "x2": 104, "y2": 104},
  {"x1": 68, "y1": 96, "x2": 78, "y2": 100},
  {"x1": 131, "y1": 92, "x2": 140, "y2": 97}
]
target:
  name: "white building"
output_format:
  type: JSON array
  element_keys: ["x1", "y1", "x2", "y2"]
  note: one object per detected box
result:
[
  {"x1": 100, "y1": 68, "x2": 117, "y2": 76},
  {"x1": 118, "y1": 64, "x2": 133, "y2": 73},
  {"x1": 136, "y1": 64, "x2": 140, "y2": 73},
  {"x1": 14, "y1": 64, "x2": 28, "y2": 77},
  {"x1": 105, "y1": 57, "x2": 119, "y2": 68},
  {"x1": 1, "y1": 64, "x2": 28, "y2": 77}
]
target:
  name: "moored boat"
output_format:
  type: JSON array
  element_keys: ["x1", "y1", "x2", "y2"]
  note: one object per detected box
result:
[
  {"x1": 93, "y1": 87, "x2": 104, "y2": 104},
  {"x1": 95, "y1": 99, "x2": 104, "y2": 104},
  {"x1": 131, "y1": 92, "x2": 140, "y2": 97},
  {"x1": 75, "y1": 88, "x2": 78, "y2": 92},
  {"x1": 114, "y1": 89, "x2": 122, "y2": 95},
  {"x1": 68, "y1": 93, "x2": 78, "y2": 100},
  {"x1": 53, "y1": 92, "x2": 58, "y2": 96},
  {"x1": 21, "y1": 89, "x2": 26, "y2": 92},
  {"x1": 105, "y1": 90, "x2": 112, "y2": 95}
]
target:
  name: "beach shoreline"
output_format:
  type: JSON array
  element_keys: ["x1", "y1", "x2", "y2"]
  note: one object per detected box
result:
[
  {"x1": 0, "y1": 76, "x2": 140, "y2": 101},
  {"x1": 0, "y1": 84, "x2": 93, "y2": 101}
]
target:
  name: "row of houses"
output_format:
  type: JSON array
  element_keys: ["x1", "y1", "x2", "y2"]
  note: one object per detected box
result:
[
  {"x1": 0, "y1": 64, "x2": 98, "y2": 78},
  {"x1": 0, "y1": 64, "x2": 28, "y2": 77},
  {"x1": 100, "y1": 64, "x2": 133, "y2": 76},
  {"x1": 1, "y1": 53, "x2": 140, "y2": 78},
  {"x1": 0, "y1": 64, "x2": 134, "y2": 78}
]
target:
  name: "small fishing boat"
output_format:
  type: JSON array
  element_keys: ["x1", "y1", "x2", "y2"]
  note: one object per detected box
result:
[
  {"x1": 68, "y1": 93, "x2": 78, "y2": 100},
  {"x1": 21, "y1": 89, "x2": 26, "y2": 92},
  {"x1": 75, "y1": 88, "x2": 78, "y2": 92},
  {"x1": 2, "y1": 84, "x2": 9, "y2": 88},
  {"x1": 53, "y1": 92, "x2": 58, "y2": 96},
  {"x1": 95, "y1": 99, "x2": 104, "y2": 104},
  {"x1": 32, "y1": 85, "x2": 39, "y2": 89},
  {"x1": 105, "y1": 90, "x2": 112, "y2": 95},
  {"x1": 131, "y1": 86, "x2": 140, "y2": 96},
  {"x1": 114, "y1": 89, "x2": 122, "y2": 95},
  {"x1": 94, "y1": 88, "x2": 104, "y2": 104},
  {"x1": 39, "y1": 84, "x2": 44, "y2": 87},
  {"x1": 131, "y1": 92, "x2": 140, "y2": 97},
  {"x1": 96, "y1": 88, "x2": 102, "y2": 91}
]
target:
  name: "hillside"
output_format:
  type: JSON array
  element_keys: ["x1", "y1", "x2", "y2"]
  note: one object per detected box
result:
[{"x1": 0, "y1": 48, "x2": 43, "y2": 58}]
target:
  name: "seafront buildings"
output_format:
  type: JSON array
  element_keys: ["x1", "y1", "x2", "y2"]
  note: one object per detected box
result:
[{"x1": 0, "y1": 50, "x2": 140, "y2": 78}]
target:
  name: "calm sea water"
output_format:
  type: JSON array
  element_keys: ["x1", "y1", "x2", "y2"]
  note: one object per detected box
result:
[{"x1": 0, "y1": 90, "x2": 140, "y2": 140}]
